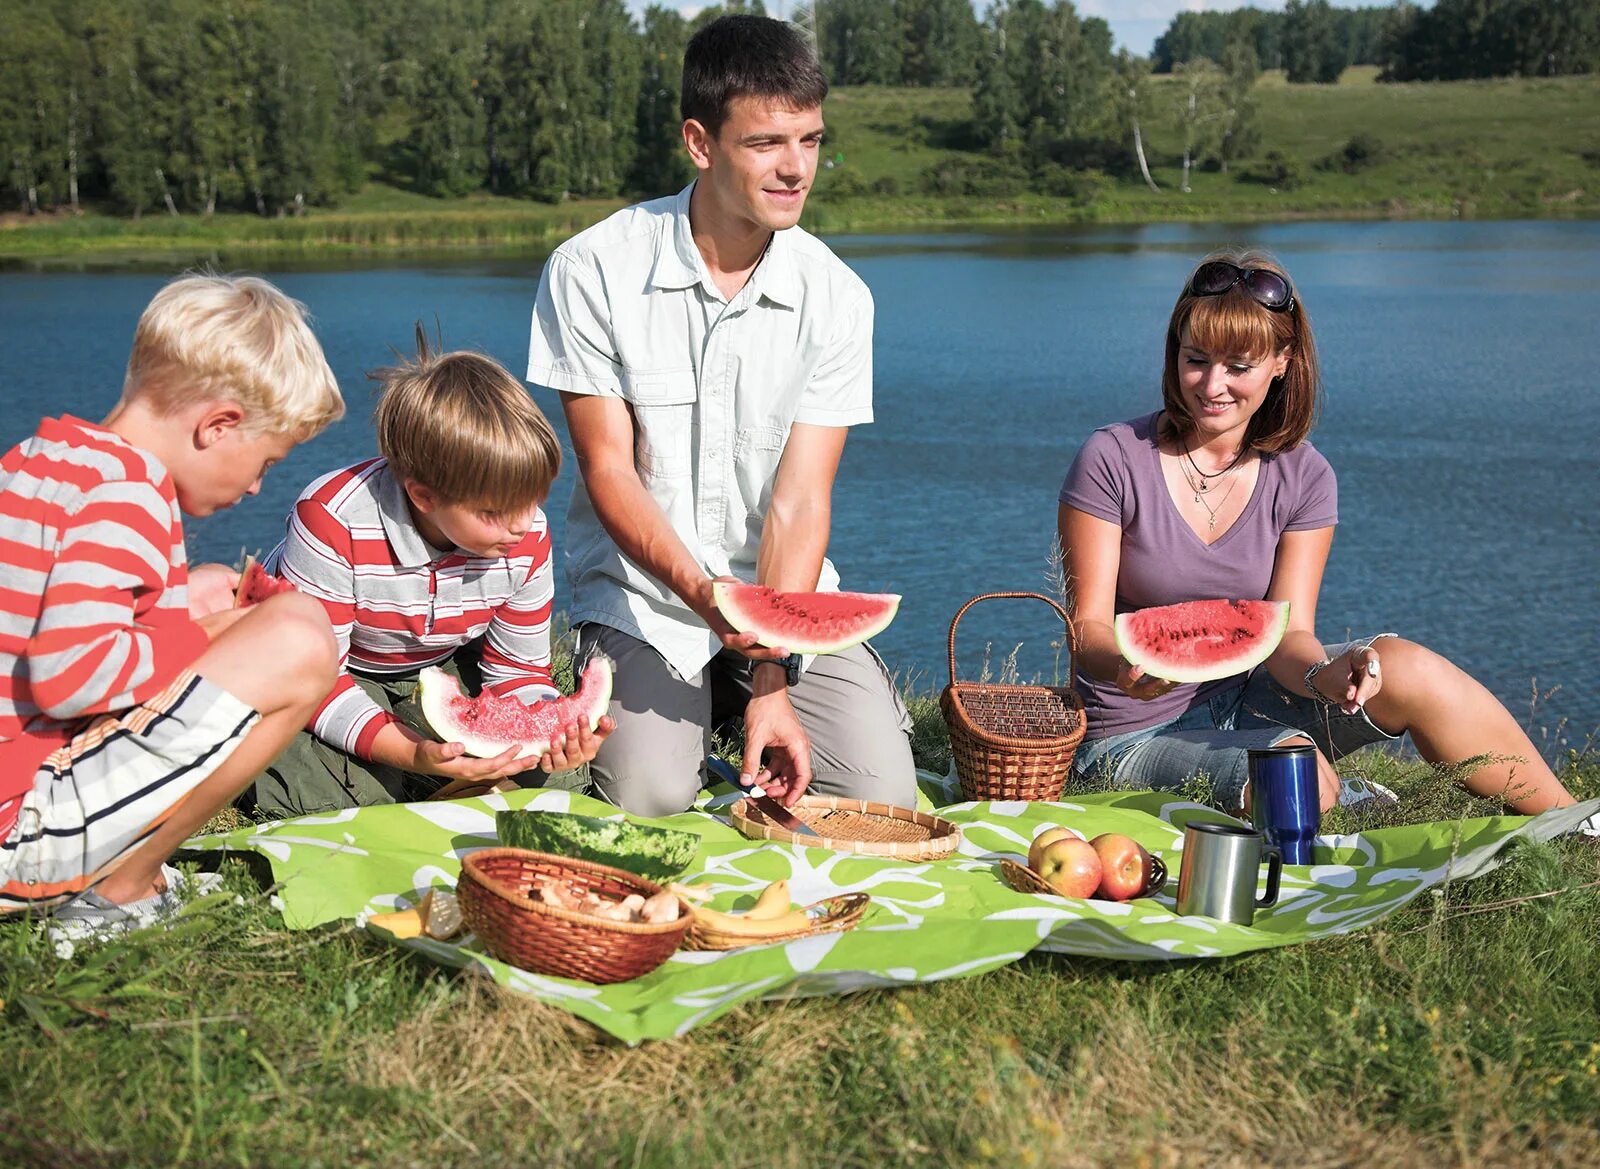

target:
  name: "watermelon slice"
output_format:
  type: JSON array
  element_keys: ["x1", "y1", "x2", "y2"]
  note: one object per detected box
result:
[
  {"x1": 710, "y1": 581, "x2": 900, "y2": 655},
  {"x1": 1114, "y1": 599, "x2": 1290, "y2": 685},
  {"x1": 416, "y1": 655, "x2": 614, "y2": 761},
  {"x1": 495, "y1": 810, "x2": 699, "y2": 882},
  {"x1": 234, "y1": 556, "x2": 296, "y2": 608}
]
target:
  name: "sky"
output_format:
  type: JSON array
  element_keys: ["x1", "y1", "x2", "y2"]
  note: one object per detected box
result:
[{"x1": 626, "y1": 2, "x2": 1401, "y2": 58}]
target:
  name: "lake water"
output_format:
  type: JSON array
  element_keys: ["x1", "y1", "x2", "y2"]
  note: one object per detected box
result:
[{"x1": 2, "y1": 219, "x2": 1596, "y2": 750}]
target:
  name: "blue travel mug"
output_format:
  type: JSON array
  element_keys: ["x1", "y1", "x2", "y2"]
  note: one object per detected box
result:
[{"x1": 1248, "y1": 744, "x2": 1320, "y2": 865}]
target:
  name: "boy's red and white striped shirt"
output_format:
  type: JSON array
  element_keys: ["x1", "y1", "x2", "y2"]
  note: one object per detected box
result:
[
  {"x1": 268, "y1": 458, "x2": 558, "y2": 761},
  {"x1": 0, "y1": 415, "x2": 208, "y2": 834}
]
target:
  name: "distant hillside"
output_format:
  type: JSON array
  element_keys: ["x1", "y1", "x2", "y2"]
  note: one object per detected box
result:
[{"x1": 3, "y1": 72, "x2": 1596, "y2": 263}]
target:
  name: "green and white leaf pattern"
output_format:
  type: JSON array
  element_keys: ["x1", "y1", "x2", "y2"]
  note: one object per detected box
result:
[{"x1": 185, "y1": 776, "x2": 1599, "y2": 1045}]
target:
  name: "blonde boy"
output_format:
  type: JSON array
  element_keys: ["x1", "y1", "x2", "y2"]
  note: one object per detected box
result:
[
  {"x1": 0, "y1": 274, "x2": 343, "y2": 934},
  {"x1": 243, "y1": 339, "x2": 611, "y2": 817}
]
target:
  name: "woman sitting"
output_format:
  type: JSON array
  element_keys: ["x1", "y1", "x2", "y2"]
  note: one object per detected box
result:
[{"x1": 1057, "y1": 249, "x2": 1579, "y2": 816}]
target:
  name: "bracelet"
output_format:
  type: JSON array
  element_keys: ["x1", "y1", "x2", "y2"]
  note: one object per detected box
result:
[{"x1": 1303, "y1": 658, "x2": 1339, "y2": 707}]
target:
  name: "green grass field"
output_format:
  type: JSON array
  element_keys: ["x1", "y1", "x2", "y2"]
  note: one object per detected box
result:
[
  {"x1": 4, "y1": 657, "x2": 1598, "y2": 1167},
  {"x1": 3, "y1": 72, "x2": 1596, "y2": 266}
]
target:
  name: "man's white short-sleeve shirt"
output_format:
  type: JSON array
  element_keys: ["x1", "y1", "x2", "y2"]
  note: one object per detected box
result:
[{"x1": 527, "y1": 182, "x2": 874, "y2": 681}]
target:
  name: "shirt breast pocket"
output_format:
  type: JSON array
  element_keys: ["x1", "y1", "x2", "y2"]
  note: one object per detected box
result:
[{"x1": 622, "y1": 368, "x2": 697, "y2": 482}]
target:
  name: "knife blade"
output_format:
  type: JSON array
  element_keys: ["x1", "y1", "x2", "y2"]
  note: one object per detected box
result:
[{"x1": 706, "y1": 756, "x2": 822, "y2": 839}]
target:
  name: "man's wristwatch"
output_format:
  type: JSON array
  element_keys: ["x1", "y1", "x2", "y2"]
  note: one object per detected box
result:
[{"x1": 776, "y1": 653, "x2": 802, "y2": 687}]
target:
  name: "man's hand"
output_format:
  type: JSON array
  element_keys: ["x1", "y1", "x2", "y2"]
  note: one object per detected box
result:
[
  {"x1": 740, "y1": 667, "x2": 812, "y2": 805},
  {"x1": 693, "y1": 576, "x2": 792, "y2": 663},
  {"x1": 189, "y1": 563, "x2": 240, "y2": 620}
]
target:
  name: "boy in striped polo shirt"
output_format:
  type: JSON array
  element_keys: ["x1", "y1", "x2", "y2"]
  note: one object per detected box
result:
[
  {"x1": 242, "y1": 338, "x2": 612, "y2": 817},
  {"x1": 1, "y1": 274, "x2": 344, "y2": 932}
]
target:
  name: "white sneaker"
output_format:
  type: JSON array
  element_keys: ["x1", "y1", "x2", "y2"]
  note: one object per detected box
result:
[
  {"x1": 46, "y1": 864, "x2": 223, "y2": 946},
  {"x1": 1338, "y1": 776, "x2": 1401, "y2": 810}
]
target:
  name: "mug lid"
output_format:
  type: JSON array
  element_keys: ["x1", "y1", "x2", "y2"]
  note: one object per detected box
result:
[{"x1": 1185, "y1": 821, "x2": 1259, "y2": 837}]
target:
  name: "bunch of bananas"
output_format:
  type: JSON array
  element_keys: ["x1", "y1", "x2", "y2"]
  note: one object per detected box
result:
[{"x1": 677, "y1": 879, "x2": 814, "y2": 940}]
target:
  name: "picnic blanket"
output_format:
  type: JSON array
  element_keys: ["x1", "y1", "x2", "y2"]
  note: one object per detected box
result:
[{"x1": 184, "y1": 773, "x2": 1599, "y2": 1044}]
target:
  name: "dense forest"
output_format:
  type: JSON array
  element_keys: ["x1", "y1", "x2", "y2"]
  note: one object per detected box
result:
[
  {"x1": 1149, "y1": 0, "x2": 1600, "y2": 82},
  {"x1": 3, "y1": 0, "x2": 1597, "y2": 218}
]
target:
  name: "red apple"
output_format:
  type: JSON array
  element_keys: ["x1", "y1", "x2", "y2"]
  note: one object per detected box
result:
[
  {"x1": 1089, "y1": 832, "x2": 1156, "y2": 901},
  {"x1": 1035, "y1": 837, "x2": 1102, "y2": 899},
  {"x1": 1027, "y1": 825, "x2": 1085, "y2": 872}
]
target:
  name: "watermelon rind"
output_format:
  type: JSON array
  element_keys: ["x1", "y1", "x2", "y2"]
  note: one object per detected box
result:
[
  {"x1": 495, "y1": 810, "x2": 699, "y2": 882},
  {"x1": 416, "y1": 656, "x2": 614, "y2": 762},
  {"x1": 1113, "y1": 599, "x2": 1290, "y2": 685},
  {"x1": 710, "y1": 581, "x2": 901, "y2": 655}
]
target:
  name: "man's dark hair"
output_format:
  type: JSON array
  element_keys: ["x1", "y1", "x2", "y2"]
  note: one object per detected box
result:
[{"x1": 681, "y1": 15, "x2": 828, "y2": 136}]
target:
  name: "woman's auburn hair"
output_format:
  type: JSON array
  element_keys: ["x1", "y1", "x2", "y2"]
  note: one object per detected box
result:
[
  {"x1": 1159, "y1": 248, "x2": 1322, "y2": 454},
  {"x1": 373, "y1": 328, "x2": 561, "y2": 515}
]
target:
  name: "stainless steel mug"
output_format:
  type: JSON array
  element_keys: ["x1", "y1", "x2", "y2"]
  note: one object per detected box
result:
[{"x1": 1175, "y1": 821, "x2": 1283, "y2": 925}]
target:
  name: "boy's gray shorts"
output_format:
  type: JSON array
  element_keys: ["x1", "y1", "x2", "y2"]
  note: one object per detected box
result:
[
  {"x1": 574, "y1": 622, "x2": 917, "y2": 819},
  {"x1": 1070, "y1": 635, "x2": 1401, "y2": 813}
]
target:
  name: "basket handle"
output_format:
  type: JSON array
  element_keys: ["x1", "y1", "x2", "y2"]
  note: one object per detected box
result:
[{"x1": 946, "y1": 591, "x2": 1079, "y2": 688}]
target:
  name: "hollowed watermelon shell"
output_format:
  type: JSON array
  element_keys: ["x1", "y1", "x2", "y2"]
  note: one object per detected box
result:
[
  {"x1": 417, "y1": 655, "x2": 614, "y2": 761},
  {"x1": 710, "y1": 582, "x2": 900, "y2": 655},
  {"x1": 1114, "y1": 599, "x2": 1290, "y2": 685},
  {"x1": 495, "y1": 810, "x2": 698, "y2": 882},
  {"x1": 234, "y1": 556, "x2": 295, "y2": 608}
]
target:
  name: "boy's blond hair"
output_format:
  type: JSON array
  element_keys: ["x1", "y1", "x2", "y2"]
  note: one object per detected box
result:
[
  {"x1": 373, "y1": 332, "x2": 561, "y2": 514},
  {"x1": 122, "y1": 273, "x2": 344, "y2": 440}
]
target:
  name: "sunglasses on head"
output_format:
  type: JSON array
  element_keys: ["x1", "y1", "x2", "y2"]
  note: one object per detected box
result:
[{"x1": 1188, "y1": 260, "x2": 1295, "y2": 312}]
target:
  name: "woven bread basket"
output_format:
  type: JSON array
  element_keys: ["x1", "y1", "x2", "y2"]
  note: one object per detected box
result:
[
  {"x1": 939, "y1": 592, "x2": 1086, "y2": 803},
  {"x1": 457, "y1": 849, "x2": 690, "y2": 984}
]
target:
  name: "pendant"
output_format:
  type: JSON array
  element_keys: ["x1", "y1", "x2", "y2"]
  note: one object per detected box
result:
[
  {"x1": 1194, "y1": 493, "x2": 1203, "y2": 504},
  {"x1": 1208, "y1": 515, "x2": 1218, "y2": 531}
]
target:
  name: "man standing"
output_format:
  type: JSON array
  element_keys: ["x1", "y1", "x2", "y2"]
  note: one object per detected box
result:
[{"x1": 526, "y1": 14, "x2": 915, "y2": 817}]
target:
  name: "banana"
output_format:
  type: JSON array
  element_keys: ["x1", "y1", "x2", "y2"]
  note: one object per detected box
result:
[
  {"x1": 690, "y1": 903, "x2": 812, "y2": 938},
  {"x1": 745, "y1": 879, "x2": 793, "y2": 920}
]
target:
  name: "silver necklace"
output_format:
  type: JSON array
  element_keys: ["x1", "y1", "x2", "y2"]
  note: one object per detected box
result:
[
  {"x1": 1180, "y1": 460, "x2": 1240, "y2": 531},
  {"x1": 1191, "y1": 474, "x2": 1238, "y2": 532},
  {"x1": 1183, "y1": 436, "x2": 1245, "y2": 494}
]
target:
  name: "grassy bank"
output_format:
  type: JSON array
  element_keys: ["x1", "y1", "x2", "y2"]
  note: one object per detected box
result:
[
  {"x1": 4, "y1": 72, "x2": 1597, "y2": 267},
  {"x1": 4, "y1": 666, "x2": 1598, "y2": 1167}
]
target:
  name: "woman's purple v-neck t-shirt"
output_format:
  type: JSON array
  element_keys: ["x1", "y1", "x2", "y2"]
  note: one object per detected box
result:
[{"x1": 1059, "y1": 412, "x2": 1338, "y2": 739}]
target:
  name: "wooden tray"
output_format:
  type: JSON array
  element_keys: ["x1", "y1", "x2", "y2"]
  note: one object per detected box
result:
[
  {"x1": 730, "y1": 795, "x2": 961, "y2": 860},
  {"x1": 686, "y1": 893, "x2": 871, "y2": 952}
]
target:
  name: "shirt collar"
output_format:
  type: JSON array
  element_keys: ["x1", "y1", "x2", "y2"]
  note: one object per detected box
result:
[
  {"x1": 373, "y1": 461, "x2": 448, "y2": 567},
  {"x1": 649, "y1": 181, "x2": 800, "y2": 310}
]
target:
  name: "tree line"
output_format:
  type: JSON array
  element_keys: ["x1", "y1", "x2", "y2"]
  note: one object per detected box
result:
[
  {"x1": 5, "y1": 0, "x2": 1597, "y2": 218},
  {"x1": 0, "y1": 0, "x2": 764, "y2": 216},
  {"x1": 1152, "y1": 0, "x2": 1600, "y2": 84}
]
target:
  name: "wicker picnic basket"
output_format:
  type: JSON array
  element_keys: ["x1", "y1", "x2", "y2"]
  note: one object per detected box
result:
[
  {"x1": 457, "y1": 849, "x2": 691, "y2": 984},
  {"x1": 730, "y1": 795, "x2": 962, "y2": 861},
  {"x1": 939, "y1": 591, "x2": 1086, "y2": 803}
]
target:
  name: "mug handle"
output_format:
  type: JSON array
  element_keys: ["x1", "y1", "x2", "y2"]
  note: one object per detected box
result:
[
  {"x1": 1255, "y1": 847, "x2": 1283, "y2": 909},
  {"x1": 1144, "y1": 854, "x2": 1168, "y2": 898}
]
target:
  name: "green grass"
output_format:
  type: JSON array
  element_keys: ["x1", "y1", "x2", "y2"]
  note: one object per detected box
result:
[
  {"x1": 4, "y1": 73, "x2": 1596, "y2": 266},
  {"x1": 5, "y1": 658, "x2": 1599, "y2": 1167}
]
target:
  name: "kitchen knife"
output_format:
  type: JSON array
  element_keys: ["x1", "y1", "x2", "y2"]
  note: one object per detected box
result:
[{"x1": 705, "y1": 756, "x2": 822, "y2": 840}]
